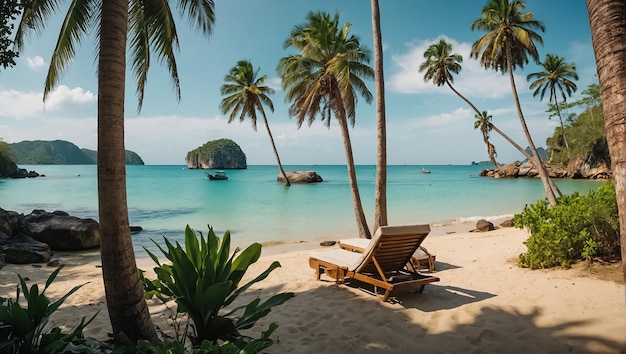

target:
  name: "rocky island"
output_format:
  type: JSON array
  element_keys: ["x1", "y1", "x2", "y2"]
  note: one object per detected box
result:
[{"x1": 186, "y1": 138, "x2": 247, "y2": 169}]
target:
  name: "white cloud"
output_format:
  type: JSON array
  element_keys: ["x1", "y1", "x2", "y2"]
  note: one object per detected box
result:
[
  {"x1": 267, "y1": 77, "x2": 283, "y2": 92},
  {"x1": 25, "y1": 56, "x2": 46, "y2": 70},
  {"x1": 44, "y1": 86, "x2": 96, "y2": 110},
  {"x1": 0, "y1": 86, "x2": 96, "y2": 118}
]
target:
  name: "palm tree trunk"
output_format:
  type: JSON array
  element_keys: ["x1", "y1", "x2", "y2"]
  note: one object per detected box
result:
[
  {"x1": 335, "y1": 103, "x2": 371, "y2": 239},
  {"x1": 505, "y1": 48, "x2": 558, "y2": 206},
  {"x1": 98, "y1": 0, "x2": 157, "y2": 344},
  {"x1": 553, "y1": 97, "x2": 571, "y2": 154},
  {"x1": 586, "y1": 0, "x2": 626, "y2": 304},
  {"x1": 491, "y1": 125, "x2": 562, "y2": 197},
  {"x1": 371, "y1": 0, "x2": 387, "y2": 231},
  {"x1": 446, "y1": 80, "x2": 500, "y2": 167},
  {"x1": 260, "y1": 107, "x2": 290, "y2": 186}
]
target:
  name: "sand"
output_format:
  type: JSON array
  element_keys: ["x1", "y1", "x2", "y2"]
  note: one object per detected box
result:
[{"x1": 1, "y1": 222, "x2": 624, "y2": 353}]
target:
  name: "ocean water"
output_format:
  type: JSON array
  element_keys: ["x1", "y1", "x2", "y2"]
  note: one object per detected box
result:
[{"x1": 0, "y1": 164, "x2": 603, "y2": 255}]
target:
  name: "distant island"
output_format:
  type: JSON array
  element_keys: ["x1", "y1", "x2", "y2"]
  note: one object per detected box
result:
[
  {"x1": 9, "y1": 140, "x2": 144, "y2": 165},
  {"x1": 186, "y1": 138, "x2": 247, "y2": 169}
]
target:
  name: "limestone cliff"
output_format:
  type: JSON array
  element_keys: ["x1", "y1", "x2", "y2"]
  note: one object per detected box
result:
[{"x1": 186, "y1": 139, "x2": 247, "y2": 169}]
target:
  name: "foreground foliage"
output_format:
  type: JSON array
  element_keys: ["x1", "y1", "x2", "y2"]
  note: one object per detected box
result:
[
  {"x1": 515, "y1": 183, "x2": 620, "y2": 269},
  {"x1": 0, "y1": 266, "x2": 106, "y2": 353},
  {"x1": 141, "y1": 225, "x2": 294, "y2": 351}
]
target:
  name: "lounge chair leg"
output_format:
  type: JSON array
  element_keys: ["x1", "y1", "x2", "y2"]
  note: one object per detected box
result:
[
  {"x1": 382, "y1": 290, "x2": 391, "y2": 302},
  {"x1": 417, "y1": 284, "x2": 426, "y2": 294}
]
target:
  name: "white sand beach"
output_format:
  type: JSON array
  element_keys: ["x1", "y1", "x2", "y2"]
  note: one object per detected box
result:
[{"x1": 1, "y1": 222, "x2": 624, "y2": 353}]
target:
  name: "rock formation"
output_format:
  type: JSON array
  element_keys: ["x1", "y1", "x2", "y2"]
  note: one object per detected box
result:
[
  {"x1": 0, "y1": 208, "x2": 100, "y2": 264},
  {"x1": 186, "y1": 138, "x2": 247, "y2": 169},
  {"x1": 278, "y1": 171, "x2": 323, "y2": 184},
  {"x1": 479, "y1": 160, "x2": 610, "y2": 180}
]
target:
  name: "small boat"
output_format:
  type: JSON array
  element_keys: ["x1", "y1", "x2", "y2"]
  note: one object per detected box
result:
[
  {"x1": 421, "y1": 168, "x2": 431, "y2": 174},
  {"x1": 206, "y1": 170, "x2": 228, "y2": 180}
]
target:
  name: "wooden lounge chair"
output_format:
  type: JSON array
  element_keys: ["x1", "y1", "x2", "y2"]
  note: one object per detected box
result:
[
  {"x1": 308, "y1": 224, "x2": 440, "y2": 302},
  {"x1": 339, "y1": 237, "x2": 436, "y2": 273}
]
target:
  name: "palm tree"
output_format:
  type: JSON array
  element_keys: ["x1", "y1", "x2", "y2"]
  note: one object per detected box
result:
[
  {"x1": 371, "y1": 0, "x2": 388, "y2": 231},
  {"x1": 527, "y1": 53, "x2": 579, "y2": 153},
  {"x1": 586, "y1": 0, "x2": 626, "y2": 297},
  {"x1": 278, "y1": 11, "x2": 373, "y2": 239},
  {"x1": 473, "y1": 111, "x2": 500, "y2": 167},
  {"x1": 15, "y1": 0, "x2": 215, "y2": 344},
  {"x1": 220, "y1": 60, "x2": 291, "y2": 186},
  {"x1": 470, "y1": 0, "x2": 558, "y2": 206}
]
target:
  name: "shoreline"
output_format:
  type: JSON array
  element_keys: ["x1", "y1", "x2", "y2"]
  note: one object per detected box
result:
[{"x1": 0, "y1": 222, "x2": 624, "y2": 352}]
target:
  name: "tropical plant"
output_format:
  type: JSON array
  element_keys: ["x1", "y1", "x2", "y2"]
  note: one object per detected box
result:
[
  {"x1": 117, "y1": 324, "x2": 278, "y2": 354},
  {"x1": 14, "y1": 0, "x2": 216, "y2": 343},
  {"x1": 141, "y1": 225, "x2": 294, "y2": 348},
  {"x1": 278, "y1": 11, "x2": 374, "y2": 239},
  {"x1": 219, "y1": 60, "x2": 290, "y2": 186},
  {"x1": 527, "y1": 53, "x2": 579, "y2": 153},
  {"x1": 515, "y1": 183, "x2": 619, "y2": 269},
  {"x1": 0, "y1": 0, "x2": 21, "y2": 71},
  {"x1": 470, "y1": 0, "x2": 558, "y2": 206},
  {"x1": 370, "y1": 0, "x2": 388, "y2": 231},
  {"x1": 586, "y1": 0, "x2": 626, "y2": 291},
  {"x1": 0, "y1": 266, "x2": 106, "y2": 353}
]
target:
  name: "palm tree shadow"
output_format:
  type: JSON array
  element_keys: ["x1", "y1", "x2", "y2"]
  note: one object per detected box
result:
[{"x1": 235, "y1": 282, "x2": 622, "y2": 353}]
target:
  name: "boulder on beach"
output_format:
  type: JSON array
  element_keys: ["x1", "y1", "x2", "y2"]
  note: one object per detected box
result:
[{"x1": 22, "y1": 210, "x2": 100, "y2": 251}]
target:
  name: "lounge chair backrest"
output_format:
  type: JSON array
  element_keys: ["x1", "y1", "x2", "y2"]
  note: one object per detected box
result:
[{"x1": 354, "y1": 224, "x2": 431, "y2": 274}]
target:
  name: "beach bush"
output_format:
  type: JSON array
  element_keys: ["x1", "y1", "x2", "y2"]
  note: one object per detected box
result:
[
  {"x1": 515, "y1": 182, "x2": 620, "y2": 269},
  {"x1": 140, "y1": 225, "x2": 294, "y2": 351},
  {"x1": 0, "y1": 266, "x2": 107, "y2": 353}
]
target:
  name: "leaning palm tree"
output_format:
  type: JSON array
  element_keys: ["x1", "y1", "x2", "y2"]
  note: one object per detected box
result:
[
  {"x1": 586, "y1": 0, "x2": 626, "y2": 326},
  {"x1": 278, "y1": 11, "x2": 373, "y2": 239},
  {"x1": 527, "y1": 53, "x2": 579, "y2": 153},
  {"x1": 371, "y1": 0, "x2": 388, "y2": 231},
  {"x1": 15, "y1": 0, "x2": 215, "y2": 344},
  {"x1": 470, "y1": 0, "x2": 558, "y2": 206},
  {"x1": 420, "y1": 40, "x2": 500, "y2": 166},
  {"x1": 473, "y1": 111, "x2": 500, "y2": 167},
  {"x1": 220, "y1": 60, "x2": 291, "y2": 186}
]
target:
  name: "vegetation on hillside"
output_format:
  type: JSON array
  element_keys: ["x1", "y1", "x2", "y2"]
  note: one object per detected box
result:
[
  {"x1": 545, "y1": 84, "x2": 609, "y2": 168},
  {"x1": 0, "y1": 140, "x2": 17, "y2": 177},
  {"x1": 8, "y1": 140, "x2": 144, "y2": 165}
]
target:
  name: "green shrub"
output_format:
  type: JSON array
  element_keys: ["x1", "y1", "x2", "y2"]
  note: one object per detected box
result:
[
  {"x1": 141, "y1": 225, "x2": 294, "y2": 351},
  {"x1": 0, "y1": 266, "x2": 107, "y2": 353},
  {"x1": 515, "y1": 182, "x2": 620, "y2": 269}
]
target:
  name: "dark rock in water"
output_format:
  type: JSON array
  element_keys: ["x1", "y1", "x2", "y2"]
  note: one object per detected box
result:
[
  {"x1": 279, "y1": 171, "x2": 323, "y2": 184},
  {"x1": 130, "y1": 226, "x2": 143, "y2": 234},
  {"x1": 3, "y1": 233, "x2": 53, "y2": 264},
  {"x1": 473, "y1": 219, "x2": 495, "y2": 232},
  {"x1": 22, "y1": 210, "x2": 100, "y2": 251},
  {"x1": 320, "y1": 240, "x2": 336, "y2": 247},
  {"x1": 8, "y1": 168, "x2": 41, "y2": 178}
]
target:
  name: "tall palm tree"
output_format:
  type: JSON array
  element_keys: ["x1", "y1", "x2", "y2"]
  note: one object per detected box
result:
[
  {"x1": 15, "y1": 0, "x2": 215, "y2": 344},
  {"x1": 470, "y1": 0, "x2": 558, "y2": 206},
  {"x1": 527, "y1": 53, "x2": 579, "y2": 153},
  {"x1": 371, "y1": 0, "x2": 387, "y2": 231},
  {"x1": 278, "y1": 11, "x2": 373, "y2": 239},
  {"x1": 220, "y1": 60, "x2": 291, "y2": 186},
  {"x1": 586, "y1": 0, "x2": 626, "y2": 297},
  {"x1": 473, "y1": 111, "x2": 500, "y2": 167}
]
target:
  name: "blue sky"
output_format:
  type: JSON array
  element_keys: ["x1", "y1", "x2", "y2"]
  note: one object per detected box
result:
[{"x1": 0, "y1": 0, "x2": 597, "y2": 165}]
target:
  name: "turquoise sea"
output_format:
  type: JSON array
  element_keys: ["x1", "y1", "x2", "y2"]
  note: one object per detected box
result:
[{"x1": 0, "y1": 164, "x2": 603, "y2": 256}]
